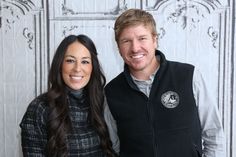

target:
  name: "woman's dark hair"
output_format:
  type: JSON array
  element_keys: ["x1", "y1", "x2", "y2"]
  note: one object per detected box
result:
[{"x1": 46, "y1": 34, "x2": 115, "y2": 156}]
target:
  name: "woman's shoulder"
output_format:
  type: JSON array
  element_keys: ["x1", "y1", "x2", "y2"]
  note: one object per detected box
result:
[
  {"x1": 27, "y1": 93, "x2": 49, "y2": 113},
  {"x1": 20, "y1": 93, "x2": 49, "y2": 126}
]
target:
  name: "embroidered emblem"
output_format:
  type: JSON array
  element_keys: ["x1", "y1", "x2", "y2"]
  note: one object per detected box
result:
[{"x1": 161, "y1": 91, "x2": 179, "y2": 108}]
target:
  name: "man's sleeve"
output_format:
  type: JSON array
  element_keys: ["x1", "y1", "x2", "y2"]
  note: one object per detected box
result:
[
  {"x1": 192, "y1": 68, "x2": 226, "y2": 157},
  {"x1": 104, "y1": 98, "x2": 120, "y2": 154}
]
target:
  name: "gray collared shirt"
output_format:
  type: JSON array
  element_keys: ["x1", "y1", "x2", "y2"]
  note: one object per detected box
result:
[{"x1": 131, "y1": 68, "x2": 157, "y2": 97}]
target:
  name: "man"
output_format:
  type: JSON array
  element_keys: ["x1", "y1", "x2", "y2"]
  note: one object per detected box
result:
[{"x1": 104, "y1": 9, "x2": 226, "y2": 157}]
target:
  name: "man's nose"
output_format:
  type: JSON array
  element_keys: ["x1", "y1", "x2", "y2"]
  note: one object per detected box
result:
[{"x1": 131, "y1": 40, "x2": 140, "y2": 52}]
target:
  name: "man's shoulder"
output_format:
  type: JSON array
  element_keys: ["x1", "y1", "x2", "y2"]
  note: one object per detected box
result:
[
  {"x1": 105, "y1": 72, "x2": 125, "y2": 89},
  {"x1": 167, "y1": 60, "x2": 195, "y2": 71}
]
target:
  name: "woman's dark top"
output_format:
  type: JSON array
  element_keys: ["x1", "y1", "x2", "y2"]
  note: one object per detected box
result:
[{"x1": 20, "y1": 89, "x2": 105, "y2": 157}]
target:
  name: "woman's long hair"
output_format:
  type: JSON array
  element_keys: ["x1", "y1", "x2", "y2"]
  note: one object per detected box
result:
[{"x1": 46, "y1": 34, "x2": 115, "y2": 156}]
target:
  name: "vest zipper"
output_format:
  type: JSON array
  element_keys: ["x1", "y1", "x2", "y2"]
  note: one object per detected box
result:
[{"x1": 146, "y1": 100, "x2": 158, "y2": 157}]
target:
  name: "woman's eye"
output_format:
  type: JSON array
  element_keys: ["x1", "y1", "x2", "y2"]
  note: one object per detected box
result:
[
  {"x1": 65, "y1": 59, "x2": 75, "y2": 63},
  {"x1": 81, "y1": 60, "x2": 90, "y2": 64}
]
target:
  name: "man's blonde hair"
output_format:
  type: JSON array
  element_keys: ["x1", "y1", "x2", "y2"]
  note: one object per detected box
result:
[{"x1": 114, "y1": 9, "x2": 157, "y2": 42}]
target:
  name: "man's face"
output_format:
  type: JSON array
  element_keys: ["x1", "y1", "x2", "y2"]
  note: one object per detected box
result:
[{"x1": 118, "y1": 24, "x2": 157, "y2": 75}]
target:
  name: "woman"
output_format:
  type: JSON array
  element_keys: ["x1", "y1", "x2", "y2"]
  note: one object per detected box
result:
[{"x1": 20, "y1": 34, "x2": 116, "y2": 157}]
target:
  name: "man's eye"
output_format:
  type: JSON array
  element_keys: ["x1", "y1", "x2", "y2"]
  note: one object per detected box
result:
[
  {"x1": 120, "y1": 40, "x2": 129, "y2": 44},
  {"x1": 139, "y1": 37, "x2": 146, "y2": 40}
]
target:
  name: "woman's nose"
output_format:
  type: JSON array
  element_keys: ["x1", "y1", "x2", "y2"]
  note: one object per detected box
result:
[{"x1": 73, "y1": 62, "x2": 81, "y2": 72}]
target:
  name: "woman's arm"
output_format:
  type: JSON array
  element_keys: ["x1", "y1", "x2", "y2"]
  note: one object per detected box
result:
[{"x1": 20, "y1": 98, "x2": 48, "y2": 157}]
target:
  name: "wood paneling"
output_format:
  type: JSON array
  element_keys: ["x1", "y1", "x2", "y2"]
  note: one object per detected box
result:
[{"x1": 0, "y1": 0, "x2": 234, "y2": 156}]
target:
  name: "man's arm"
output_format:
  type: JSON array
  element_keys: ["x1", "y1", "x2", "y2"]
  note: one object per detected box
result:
[
  {"x1": 193, "y1": 68, "x2": 226, "y2": 157},
  {"x1": 104, "y1": 98, "x2": 120, "y2": 154}
]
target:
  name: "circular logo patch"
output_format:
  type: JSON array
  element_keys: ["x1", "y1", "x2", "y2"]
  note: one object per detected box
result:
[{"x1": 161, "y1": 91, "x2": 179, "y2": 108}]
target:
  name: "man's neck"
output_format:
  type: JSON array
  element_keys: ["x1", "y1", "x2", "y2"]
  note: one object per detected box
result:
[{"x1": 130, "y1": 58, "x2": 160, "y2": 81}]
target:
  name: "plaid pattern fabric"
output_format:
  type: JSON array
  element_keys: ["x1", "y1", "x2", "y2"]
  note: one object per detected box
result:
[{"x1": 20, "y1": 94, "x2": 105, "y2": 157}]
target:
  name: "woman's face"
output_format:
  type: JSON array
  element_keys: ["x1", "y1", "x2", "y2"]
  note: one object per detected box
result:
[{"x1": 62, "y1": 41, "x2": 92, "y2": 90}]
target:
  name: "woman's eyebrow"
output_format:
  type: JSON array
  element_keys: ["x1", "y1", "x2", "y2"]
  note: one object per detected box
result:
[{"x1": 64, "y1": 55, "x2": 76, "y2": 59}]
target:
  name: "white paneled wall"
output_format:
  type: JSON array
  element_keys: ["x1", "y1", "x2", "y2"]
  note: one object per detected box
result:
[{"x1": 0, "y1": 0, "x2": 235, "y2": 156}]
